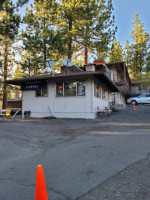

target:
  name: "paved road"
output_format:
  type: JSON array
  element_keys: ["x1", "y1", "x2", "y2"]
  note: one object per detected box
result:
[{"x1": 0, "y1": 105, "x2": 150, "y2": 200}]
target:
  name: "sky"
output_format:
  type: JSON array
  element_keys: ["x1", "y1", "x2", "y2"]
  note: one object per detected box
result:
[{"x1": 113, "y1": 0, "x2": 150, "y2": 48}]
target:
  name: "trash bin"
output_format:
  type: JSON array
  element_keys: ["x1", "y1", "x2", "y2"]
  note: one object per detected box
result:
[{"x1": 24, "y1": 111, "x2": 31, "y2": 119}]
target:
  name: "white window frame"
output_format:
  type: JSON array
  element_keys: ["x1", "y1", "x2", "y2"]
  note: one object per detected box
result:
[
  {"x1": 56, "y1": 81, "x2": 85, "y2": 97},
  {"x1": 35, "y1": 89, "x2": 48, "y2": 97}
]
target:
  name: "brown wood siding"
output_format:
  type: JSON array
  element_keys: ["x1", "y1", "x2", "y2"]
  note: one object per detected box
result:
[{"x1": 7, "y1": 101, "x2": 22, "y2": 109}]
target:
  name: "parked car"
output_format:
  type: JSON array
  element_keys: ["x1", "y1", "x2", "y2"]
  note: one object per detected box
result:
[{"x1": 127, "y1": 93, "x2": 150, "y2": 105}]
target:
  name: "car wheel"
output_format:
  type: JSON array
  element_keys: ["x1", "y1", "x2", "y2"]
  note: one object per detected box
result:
[{"x1": 131, "y1": 100, "x2": 137, "y2": 105}]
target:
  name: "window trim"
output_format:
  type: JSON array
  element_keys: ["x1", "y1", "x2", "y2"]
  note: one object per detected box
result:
[
  {"x1": 102, "y1": 87, "x2": 106, "y2": 99},
  {"x1": 94, "y1": 81, "x2": 101, "y2": 98},
  {"x1": 35, "y1": 88, "x2": 48, "y2": 97},
  {"x1": 56, "y1": 81, "x2": 85, "y2": 97}
]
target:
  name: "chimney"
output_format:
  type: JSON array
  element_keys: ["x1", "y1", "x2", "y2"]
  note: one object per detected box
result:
[
  {"x1": 85, "y1": 63, "x2": 95, "y2": 72},
  {"x1": 94, "y1": 59, "x2": 106, "y2": 65}
]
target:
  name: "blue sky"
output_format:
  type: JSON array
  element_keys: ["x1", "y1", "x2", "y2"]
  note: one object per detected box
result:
[{"x1": 113, "y1": 0, "x2": 150, "y2": 48}]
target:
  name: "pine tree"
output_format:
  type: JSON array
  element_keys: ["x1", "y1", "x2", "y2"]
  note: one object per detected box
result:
[
  {"x1": 0, "y1": 0, "x2": 29, "y2": 11},
  {"x1": 20, "y1": 49, "x2": 42, "y2": 77},
  {"x1": 0, "y1": 0, "x2": 20, "y2": 108},
  {"x1": 14, "y1": 64, "x2": 24, "y2": 79},
  {"x1": 52, "y1": 0, "x2": 86, "y2": 59},
  {"x1": 108, "y1": 37, "x2": 124, "y2": 63},
  {"x1": 53, "y1": 0, "x2": 116, "y2": 63},
  {"x1": 124, "y1": 40, "x2": 133, "y2": 72},
  {"x1": 130, "y1": 14, "x2": 149, "y2": 77},
  {"x1": 21, "y1": 1, "x2": 66, "y2": 75},
  {"x1": 92, "y1": 0, "x2": 116, "y2": 62},
  {"x1": 145, "y1": 51, "x2": 150, "y2": 73}
]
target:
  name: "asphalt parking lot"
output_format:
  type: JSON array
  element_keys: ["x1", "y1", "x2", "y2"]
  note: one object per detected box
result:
[{"x1": 0, "y1": 105, "x2": 150, "y2": 200}]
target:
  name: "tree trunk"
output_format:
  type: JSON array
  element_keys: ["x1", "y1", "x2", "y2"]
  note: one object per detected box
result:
[
  {"x1": 68, "y1": 16, "x2": 72, "y2": 59},
  {"x1": 44, "y1": 41, "x2": 46, "y2": 68},
  {"x1": 2, "y1": 40, "x2": 8, "y2": 109},
  {"x1": 84, "y1": 23, "x2": 88, "y2": 64},
  {"x1": 84, "y1": 46, "x2": 88, "y2": 64},
  {"x1": 29, "y1": 66, "x2": 31, "y2": 77},
  {"x1": 43, "y1": 15, "x2": 46, "y2": 68}
]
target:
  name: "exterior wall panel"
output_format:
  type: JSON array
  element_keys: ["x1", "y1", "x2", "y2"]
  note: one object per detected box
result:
[{"x1": 23, "y1": 79, "x2": 94, "y2": 119}]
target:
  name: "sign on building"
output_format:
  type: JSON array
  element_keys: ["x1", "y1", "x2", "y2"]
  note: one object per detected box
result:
[{"x1": 21, "y1": 80, "x2": 47, "y2": 90}]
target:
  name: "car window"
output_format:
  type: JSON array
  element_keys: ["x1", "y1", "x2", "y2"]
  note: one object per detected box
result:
[
  {"x1": 139, "y1": 94, "x2": 146, "y2": 98},
  {"x1": 146, "y1": 94, "x2": 150, "y2": 97}
]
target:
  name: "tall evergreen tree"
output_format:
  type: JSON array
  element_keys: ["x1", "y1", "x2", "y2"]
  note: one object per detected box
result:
[
  {"x1": 145, "y1": 51, "x2": 150, "y2": 73},
  {"x1": 124, "y1": 40, "x2": 133, "y2": 72},
  {"x1": 0, "y1": 0, "x2": 29, "y2": 11},
  {"x1": 21, "y1": 1, "x2": 66, "y2": 75},
  {"x1": 92, "y1": 0, "x2": 116, "y2": 62},
  {"x1": 108, "y1": 37, "x2": 124, "y2": 63},
  {"x1": 75, "y1": 0, "x2": 116, "y2": 64},
  {"x1": 51, "y1": 0, "x2": 86, "y2": 59},
  {"x1": 52, "y1": 0, "x2": 116, "y2": 63},
  {"x1": 130, "y1": 14, "x2": 149, "y2": 77},
  {"x1": 0, "y1": 0, "x2": 20, "y2": 108}
]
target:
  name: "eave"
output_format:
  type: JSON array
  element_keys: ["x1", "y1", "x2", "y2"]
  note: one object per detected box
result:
[{"x1": 5, "y1": 71, "x2": 119, "y2": 92}]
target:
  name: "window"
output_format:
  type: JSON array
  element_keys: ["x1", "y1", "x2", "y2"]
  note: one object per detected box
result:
[
  {"x1": 64, "y1": 82, "x2": 77, "y2": 96},
  {"x1": 77, "y1": 81, "x2": 85, "y2": 96},
  {"x1": 139, "y1": 94, "x2": 146, "y2": 98},
  {"x1": 56, "y1": 81, "x2": 85, "y2": 97},
  {"x1": 36, "y1": 89, "x2": 48, "y2": 97},
  {"x1": 146, "y1": 94, "x2": 150, "y2": 97},
  {"x1": 56, "y1": 82, "x2": 63, "y2": 96},
  {"x1": 94, "y1": 82, "x2": 101, "y2": 98}
]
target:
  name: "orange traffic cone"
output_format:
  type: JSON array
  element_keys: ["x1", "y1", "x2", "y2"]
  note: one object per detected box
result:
[
  {"x1": 35, "y1": 165, "x2": 48, "y2": 200},
  {"x1": 133, "y1": 105, "x2": 136, "y2": 110}
]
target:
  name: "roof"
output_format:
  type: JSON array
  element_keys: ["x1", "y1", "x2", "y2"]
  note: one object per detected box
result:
[
  {"x1": 107, "y1": 61, "x2": 126, "y2": 65},
  {"x1": 131, "y1": 78, "x2": 148, "y2": 82},
  {"x1": 7, "y1": 98, "x2": 22, "y2": 102},
  {"x1": 5, "y1": 71, "x2": 119, "y2": 92}
]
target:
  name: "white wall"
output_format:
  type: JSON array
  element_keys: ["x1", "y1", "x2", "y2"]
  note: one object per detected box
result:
[
  {"x1": 22, "y1": 90, "x2": 49, "y2": 117},
  {"x1": 91, "y1": 80, "x2": 112, "y2": 118},
  {"x1": 22, "y1": 79, "x2": 115, "y2": 119},
  {"x1": 109, "y1": 68, "x2": 126, "y2": 108},
  {"x1": 111, "y1": 92, "x2": 126, "y2": 108},
  {"x1": 54, "y1": 80, "x2": 93, "y2": 119},
  {"x1": 23, "y1": 79, "x2": 95, "y2": 119}
]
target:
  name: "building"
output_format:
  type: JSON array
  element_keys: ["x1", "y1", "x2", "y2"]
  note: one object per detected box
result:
[
  {"x1": 7, "y1": 98, "x2": 22, "y2": 109},
  {"x1": 131, "y1": 78, "x2": 150, "y2": 97},
  {"x1": 106, "y1": 62, "x2": 131, "y2": 107},
  {"x1": 6, "y1": 62, "x2": 119, "y2": 119}
]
